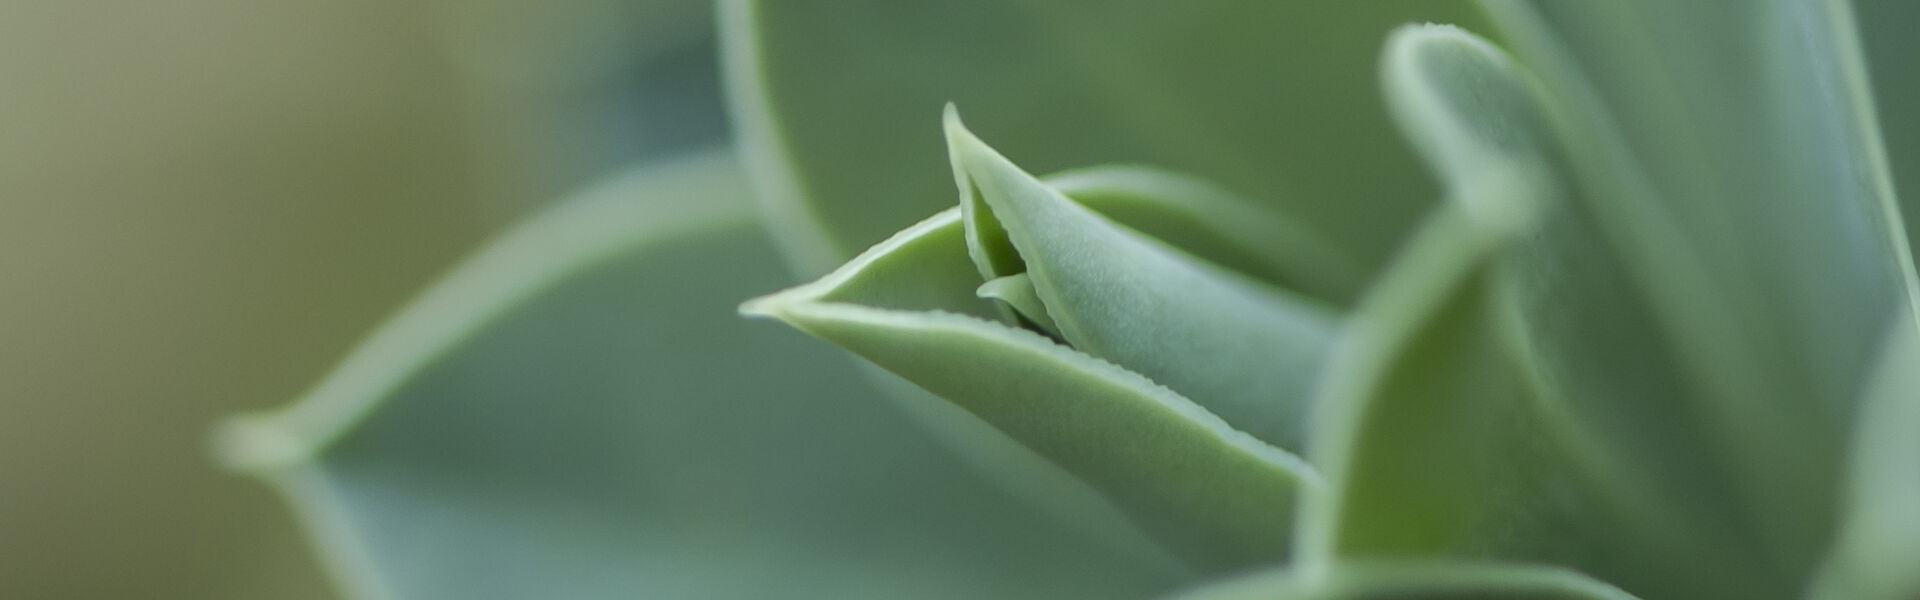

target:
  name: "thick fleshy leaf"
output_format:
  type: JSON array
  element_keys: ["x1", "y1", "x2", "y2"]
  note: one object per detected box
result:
[
  {"x1": 1167, "y1": 562, "x2": 1641, "y2": 600},
  {"x1": 1810, "y1": 314, "x2": 1920, "y2": 600},
  {"x1": 1478, "y1": 0, "x2": 1920, "y2": 571},
  {"x1": 1300, "y1": 27, "x2": 1777, "y2": 599},
  {"x1": 947, "y1": 112, "x2": 1339, "y2": 451},
  {"x1": 216, "y1": 153, "x2": 1187, "y2": 600},
  {"x1": 743, "y1": 207, "x2": 1319, "y2": 573},
  {"x1": 721, "y1": 0, "x2": 1490, "y2": 274}
]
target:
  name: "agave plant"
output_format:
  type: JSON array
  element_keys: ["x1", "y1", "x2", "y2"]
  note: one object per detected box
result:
[{"x1": 218, "y1": 1, "x2": 1920, "y2": 599}]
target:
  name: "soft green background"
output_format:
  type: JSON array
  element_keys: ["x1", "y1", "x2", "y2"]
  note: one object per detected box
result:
[
  {"x1": 1, "y1": 3, "x2": 482, "y2": 598},
  {"x1": 0, "y1": 0, "x2": 713, "y2": 597}
]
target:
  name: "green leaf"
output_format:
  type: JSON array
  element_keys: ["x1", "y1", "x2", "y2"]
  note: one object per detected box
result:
[
  {"x1": 1854, "y1": 0, "x2": 1920, "y2": 264},
  {"x1": 721, "y1": 0, "x2": 1490, "y2": 275},
  {"x1": 976, "y1": 273, "x2": 1061, "y2": 336},
  {"x1": 1043, "y1": 165, "x2": 1366, "y2": 303},
  {"x1": 1810, "y1": 314, "x2": 1920, "y2": 600},
  {"x1": 216, "y1": 152, "x2": 1186, "y2": 600},
  {"x1": 743, "y1": 205, "x2": 1318, "y2": 573},
  {"x1": 1300, "y1": 207, "x2": 1753, "y2": 599},
  {"x1": 947, "y1": 111, "x2": 1339, "y2": 451},
  {"x1": 1478, "y1": 0, "x2": 1920, "y2": 571},
  {"x1": 1167, "y1": 562, "x2": 1641, "y2": 600},
  {"x1": 1299, "y1": 26, "x2": 1779, "y2": 599}
]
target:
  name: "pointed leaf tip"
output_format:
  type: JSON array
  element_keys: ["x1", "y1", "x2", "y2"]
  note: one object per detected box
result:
[{"x1": 944, "y1": 124, "x2": 1338, "y2": 452}]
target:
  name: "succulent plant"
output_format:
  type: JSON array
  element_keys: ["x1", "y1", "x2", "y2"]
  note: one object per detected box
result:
[{"x1": 218, "y1": 1, "x2": 1920, "y2": 599}]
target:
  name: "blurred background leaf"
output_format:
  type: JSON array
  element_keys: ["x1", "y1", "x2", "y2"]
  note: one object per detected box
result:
[
  {"x1": 220, "y1": 153, "x2": 1184, "y2": 600},
  {"x1": 0, "y1": 0, "x2": 712, "y2": 597},
  {"x1": 1857, "y1": 0, "x2": 1920, "y2": 257},
  {"x1": 724, "y1": 0, "x2": 1490, "y2": 275}
]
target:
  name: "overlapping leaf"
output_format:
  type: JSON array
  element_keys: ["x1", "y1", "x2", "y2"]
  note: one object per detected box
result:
[
  {"x1": 743, "y1": 200, "x2": 1319, "y2": 572},
  {"x1": 1299, "y1": 26, "x2": 1782, "y2": 599},
  {"x1": 946, "y1": 111, "x2": 1339, "y2": 451},
  {"x1": 1478, "y1": 0, "x2": 1920, "y2": 574}
]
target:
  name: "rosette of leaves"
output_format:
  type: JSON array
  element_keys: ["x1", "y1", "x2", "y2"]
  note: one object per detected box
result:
[{"x1": 217, "y1": 1, "x2": 1920, "y2": 599}]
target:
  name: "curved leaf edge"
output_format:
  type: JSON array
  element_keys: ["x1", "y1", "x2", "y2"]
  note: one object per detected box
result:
[
  {"x1": 1168, "y1": 560, "x2": 1643, "y2": 600},
  {"x1": 1809, "y1": 312, "x2": 1920, "y2": 600},
  {"x1": 213, "y1": 150, "x2": 753, "y2": 474},
  {"x1": 1293, "y1": 205, "x2": 1508, "y2": 561},
  {"x1": 1385, "y1": 19, "x2": 1725, "y2": 552},
  {"x1": 1298, "y1": 24, "x2": 1555, "y2": 561},
  {"x1": 1042, "y1": 164, "x2": 1367, "y2": 302},
  {"x1": 1474, "y1": 1, "x2": 1920, "y2": 571},
  {"x1": 716, "y1": 0, "x2": 850, "y2": 275},
  {"x1": 743, "y1": 207, "x2": 1324, "y2": 570}
]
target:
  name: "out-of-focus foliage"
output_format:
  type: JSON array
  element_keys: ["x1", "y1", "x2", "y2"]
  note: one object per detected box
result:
[
  {"x1": 0, "y1": 2, "x2": 485, "y2": 598},
  {"x1": 1857, "y1": 0, "x2": 1920, "y2": 254},
  {"x1": 723, "y1": 0, "x2": 1490, "y2": 274},
  {"x1": 0, "y1": 0, "x2": 713, "y2": 598},
  {"x1": 13, "y1": 0, "x2": 1917, "y2": 599}
]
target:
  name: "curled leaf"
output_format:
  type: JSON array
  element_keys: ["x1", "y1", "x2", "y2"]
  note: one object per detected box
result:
[
  {"x1": 976, "y1": 273, "x2": 1061, "y2": 337},
  {"x1": 743, "y1": 207, "x2": 1318, "y2": 572},
  {"x1": 948, "y1": 109, "x2": 1339, "y2": 451}
]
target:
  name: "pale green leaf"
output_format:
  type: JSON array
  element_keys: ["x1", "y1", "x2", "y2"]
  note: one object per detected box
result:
[
  {"x1": 721, "y1": 0, "x2": 1490, "y2": 274},
  {"x1": 1043, "y1": 165, "x2": 1365, "y2": 303},
  {"x1": 1478, "y1": 0, "x2": 1920, "y2": 571},
  {"x1": 1168, "y1": 562, "x2": 1641, "y2": 600},
  {"x1": 946, "y1": 111, "x2": 1338, "y2": 451},
  {"x1": 976, "y1": 273, "x2": 1061, "y2": 337},
  {"x1": 743, "y1": 206, "x2": 1318, "y2": 573},
  {"x1": 216, "y1": 153, "x2": 1185, "y2": 600},
  {"x1": 1300, "y1": 26, "x2": 1778, "y2": 599},
  {"x1": 1809, "y1": 314, "x2": 1920, "y2": 600}
]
